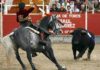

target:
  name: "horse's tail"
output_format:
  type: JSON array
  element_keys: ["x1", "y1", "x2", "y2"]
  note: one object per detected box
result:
[{"x1": 1, "y1": 33, "x2": 15, "y2": 65}]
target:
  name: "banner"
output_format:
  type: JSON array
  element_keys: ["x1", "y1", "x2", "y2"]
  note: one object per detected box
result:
[{"x1": 52, "y1": 13, "x2": 85, "y2": 34}]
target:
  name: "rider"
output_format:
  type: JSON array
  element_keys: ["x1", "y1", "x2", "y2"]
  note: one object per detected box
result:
[{"x1": 16, "y1": 2, "x2": 35, "y2": 26}]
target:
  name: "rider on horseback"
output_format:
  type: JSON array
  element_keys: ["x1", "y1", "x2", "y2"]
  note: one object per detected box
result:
[
  {"x1": 16, "y1": 2, "x2": 39, "y2": 57},
  {"x1": 16, "y1": 2, "x2": 52, "y2": 56}
]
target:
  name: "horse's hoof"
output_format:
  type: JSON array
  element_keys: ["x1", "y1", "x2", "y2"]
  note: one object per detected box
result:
[
  {"x1": 58, "y1": 66, "x2": 67, "y2": 70},
  {"x1": 22, "y1": 67, "x2": 26, "y2": 70},
  {"x1": 32, "y1": 68, "x2": 37, "y2": 70},
  {"x1": 35, "y1": 68, "x2": 38, "y2": 70}
]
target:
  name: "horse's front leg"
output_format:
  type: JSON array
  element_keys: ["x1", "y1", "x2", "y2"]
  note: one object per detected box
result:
[
  {"x1": 42, "y1": 43, "x2": 66, "y2": 70},
  {"x1": 15, "y1": 48, "x2": 26, "y2": 70},
  {"x1": 26, "y1": 48, "x2": 37, "y2": 70}
]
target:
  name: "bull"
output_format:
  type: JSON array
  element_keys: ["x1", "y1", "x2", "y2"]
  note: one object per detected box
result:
[{"x1": 70, "y1": 28, "x2": 95, "y2": 60}]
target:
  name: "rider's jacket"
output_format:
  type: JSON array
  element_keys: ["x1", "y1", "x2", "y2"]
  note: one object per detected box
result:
[{"x1": 16, "y1": 7, "x2": 34, "y2": 26}]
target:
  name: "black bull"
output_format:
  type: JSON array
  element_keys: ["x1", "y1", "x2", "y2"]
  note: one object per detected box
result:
[{"x1": 70, "y1": 28, "x2": 95, "y2": 60}]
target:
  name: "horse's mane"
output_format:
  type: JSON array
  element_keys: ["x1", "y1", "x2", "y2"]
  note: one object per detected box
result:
[{"x1": 39, "y1": 16, "x2": 50, "y2": 26}]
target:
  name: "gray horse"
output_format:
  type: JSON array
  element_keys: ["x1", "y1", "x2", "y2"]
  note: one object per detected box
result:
[{"x1": 2, "y1": 15, "x2": 66, "y2": 70}]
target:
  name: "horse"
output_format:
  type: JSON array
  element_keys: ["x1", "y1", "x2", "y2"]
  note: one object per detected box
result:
[{"x1": 1, "y1": 14, "x2": 66, "y2": 70}]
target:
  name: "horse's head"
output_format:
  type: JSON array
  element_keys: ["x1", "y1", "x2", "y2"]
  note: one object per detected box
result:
[
  {"x1": 48, "y1": 14, "x2": 64, "y2": 34},
  {"x1": 39, "y1": 14, "x2": 64, "y2": 35}
]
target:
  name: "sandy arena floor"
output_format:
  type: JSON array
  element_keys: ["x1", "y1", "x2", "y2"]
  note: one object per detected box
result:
[{"x1": 0, "y1": 43, "x2": 100, "y2": 70}]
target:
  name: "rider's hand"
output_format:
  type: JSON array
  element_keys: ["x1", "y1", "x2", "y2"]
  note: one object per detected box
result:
[
  {"x1": 49, "y1": 30, "x2": 55, "y2": 35},
  {"x1": 27, "y1": 16, "x2": 32, "y2": 22}
]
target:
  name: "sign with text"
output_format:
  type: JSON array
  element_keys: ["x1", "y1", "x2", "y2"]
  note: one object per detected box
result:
[{"x1": 52, "y1": 13, "x2": 85, "y2": 34}]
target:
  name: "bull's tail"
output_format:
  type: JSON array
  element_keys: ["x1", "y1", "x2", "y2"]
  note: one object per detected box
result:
[{"x1": 1, "y1": 33, "x2": 15, "y2": 65}]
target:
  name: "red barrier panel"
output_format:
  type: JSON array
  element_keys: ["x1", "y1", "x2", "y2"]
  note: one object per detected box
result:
[
  {"x1": 3, "y1": 15, "x2": 42, "y2": 36},
  {"x1": 3, "y1": 15, "x2": 19, "y2": 36},
  {"x1": 88, "y1": 13, "x2": 100, "y2": 36},
  {"x1": 3, "y1": 13, "x2": 100, "y2": 36}
]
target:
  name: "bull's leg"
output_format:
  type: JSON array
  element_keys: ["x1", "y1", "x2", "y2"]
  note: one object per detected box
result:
[
  {"x1": 42, "y1": 44, "x2": 66, "y2": 70},
  {"x1": 72, "y1": 46, "x2": 77, "y2": 60},
  {"x1": 87, "y1": 45, "x2": 95, "y2": 60},
  {"x1": 76, "y1": 47, "x2": 87, "y2": 59},
  {"x1": 15, "y1": 49, "x2": 26, "y2": 70},
  {"x1": 26, "y1": 48, "x2": 37, "y2": 70}
]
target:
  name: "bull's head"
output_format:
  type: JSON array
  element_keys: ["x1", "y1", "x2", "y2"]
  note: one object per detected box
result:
[{"x1": 70, "y1": 28, "x2": 87, "y2": 44}]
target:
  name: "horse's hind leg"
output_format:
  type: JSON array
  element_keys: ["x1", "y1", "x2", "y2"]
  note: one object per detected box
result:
[
  {"x1": 15, "y1": 49, "x2": 26, "y2": 70},
  {"x1": 43, "y1": 46, "x2": 66, "y2": 70},
  {"x1": 26, "y1": 49, "x2": 36, "y2": 70}
]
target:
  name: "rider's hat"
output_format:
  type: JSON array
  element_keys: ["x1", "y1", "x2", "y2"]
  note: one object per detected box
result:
[{"x1": 18, "y1": 2, "x2": 25, "y2": 9}]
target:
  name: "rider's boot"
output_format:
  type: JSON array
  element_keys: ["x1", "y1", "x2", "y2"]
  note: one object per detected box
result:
[{"x1": 39, "y1": 32, "x2": 47, "y2": 46}]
